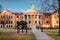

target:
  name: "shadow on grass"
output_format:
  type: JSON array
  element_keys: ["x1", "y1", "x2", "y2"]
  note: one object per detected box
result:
[{"x1": 0, "y1": 32, "x2": 36, "y2": 40}]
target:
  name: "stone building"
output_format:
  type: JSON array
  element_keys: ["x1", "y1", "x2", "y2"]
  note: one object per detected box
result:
[
  {"x1": 0, "y1": 4, "x2": 59, "y2": 28},
  {"x1": 51, "y1": 10, "x2": 59, "y2": 28}
]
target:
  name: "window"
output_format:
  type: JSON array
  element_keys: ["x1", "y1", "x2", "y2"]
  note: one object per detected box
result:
[
  {"x1": 25, "y1": 15, "x2": 27, "y2": 19},
  {"x1": 11, "y1": 21, "x2": 13, "y2": 24},
  {"x1": 39, "y1": 15, "x2": 41, "y2": 19},
  {"x1": 7, "y1": 25, "x2": 8, "y2": 27},
  {"x1": 9, "y1": 16, "x2": 10, "y2": 18},
  {"x1": 2, "y1": 16, "x2": 4, "y2": 18},
  {"x1": 32, "y1": 15, "x2": 34, "y2": 16},
  {"x1": 6, "y1": 15, "x2": 8, "y2": 18},
  {"x1": 56, "y1": 21, "x2": 59, "y2": 23},
  {"x1": 39, "y1": 21, "x2": 40, "y2": 24},
  {"x1": 0, "y1": 25, "x2": 2, "y2": 28},
  {"x1": 9, "y1": 25, "x2": 10, "y2": 28},
  {"x1": 11, "y1": 16, "x2": 13, "y2": 18},
  {"x1": 29, "y1": 21, "x2": 31, "y2": 24},
  {"x1": 9, "y1": 21, "x2": 10, "y2": 24},
  {"x1": 1, "y1": 15, "x2": 2, "y2": 18},
  {"x1": 46, "y1": 21, "x2": 49, "y2": 23},
  {"x1": 11, "y1": 25, "x2": 13, "y2": 28},
  {"x1": 6, "y1": 21, "x2": 11, "y2": 24},
  {"x1": 17, "y1": 16, "x2": 19, "y2": 18},
  {"x1": 35, "y1": 15, "x2": 37, "y2": 19},
  {"x1": 28, "y1": 15, "x2": 31, "y2": 19},
  {"x1": 54, "y1": 25, "x2": 58, "y2": 28},
  {"x1": 6, "y1": 21, "x2": 8, "y2": 24},
  {"x1": 54, "y1": 15, "x2": 57, "y2": 18},
  {"x1": 35, "y1": 21, "x2": 37, "y2": 24}
]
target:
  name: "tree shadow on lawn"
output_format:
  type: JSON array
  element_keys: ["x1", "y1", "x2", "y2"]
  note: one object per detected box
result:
[
  {"x1": 0, "y1": 32, "x2": 36, "y2": 40},
  {"x1": 47, "y1": 34, "x2": 60, "y2": 40}
]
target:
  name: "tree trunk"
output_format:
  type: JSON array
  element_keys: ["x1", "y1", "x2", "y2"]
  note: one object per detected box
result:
[
  {"x1": 22, "y1": 25, "x2": 23, "y2": 33},
  {"x1": 26, "y1": 25, "x2": 27, "y2": 34},
  {"x1": 58, "y1": 0, "x2": 60, "y2": 35}
]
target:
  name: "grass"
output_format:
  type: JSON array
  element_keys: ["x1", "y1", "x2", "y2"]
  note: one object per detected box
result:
[
  {"x1": 48, "y1": 34, "x2": 60, "y2": 40},
  {"x1": 43, "y1": 29, "x2": 60, "y2": 40},
  {"x1": 0, "y1": 32, "x2": 36, "y2": 40},
  {"x1": 0, "y1": 29, "x2": 16, "y2": 32},
  {"x1": 0, "y1": 30, "x2": 36, "y2": 40}
]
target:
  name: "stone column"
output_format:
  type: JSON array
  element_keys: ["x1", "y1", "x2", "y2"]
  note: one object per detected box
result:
[
  {"x1": 37, "y1": 15, "x2": 39, "y2": 24},
  {"x1": 34, "y1": 15, "x2": 36, "y2": 27},
  {"x1": 31, "y1": 15, "x2": 32, "y2": 24}
]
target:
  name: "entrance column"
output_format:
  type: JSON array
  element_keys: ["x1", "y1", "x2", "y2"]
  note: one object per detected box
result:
[
  {"x1": 34, "y1": 15, "x2": 36, "y2": 27},
  {"x1": 30, "y1": 15, "x2": 32, "y2": 27}
]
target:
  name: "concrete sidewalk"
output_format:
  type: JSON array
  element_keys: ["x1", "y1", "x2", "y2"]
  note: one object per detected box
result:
[
  {"x1": 0, "y1": 28, "x2": 32, "y2": 34},
  {"x1": 32, "y1": 27, "x2": 54, "y2": 40}
]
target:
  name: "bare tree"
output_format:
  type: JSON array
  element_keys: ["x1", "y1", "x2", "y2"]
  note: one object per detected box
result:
[
  {"x1": 39, "y1": 0, "x2": 58, "y2": 13},
  {"x1": 58, "y1": 0, "x2": 60, "y2": 35},
  {"x1": 38, "y1": 0, "x2": 60, "y2": 35}
]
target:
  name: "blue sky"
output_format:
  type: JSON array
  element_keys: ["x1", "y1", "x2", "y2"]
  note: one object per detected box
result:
[
  {"x1": 0, "y1": 0, "x2": 58, "y2": 12},
  {"x1": 0, "y1": 0, "x2": 41, "y2": 12}
]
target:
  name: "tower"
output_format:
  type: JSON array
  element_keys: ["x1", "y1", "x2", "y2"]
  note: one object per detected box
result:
[{"x1": 31, "y1": 3, "x2": 35, "y2": 9}]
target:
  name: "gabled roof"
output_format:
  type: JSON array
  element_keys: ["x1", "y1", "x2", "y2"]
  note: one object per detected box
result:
[
  {"x1": 1, "y1": 9, "x2": 12, "y2": 14},
  {"x1": 24, "y1": 4, "x2": 41, "y2": 14},
  {"x1": 25, "y1": 8, "x2": 40, "y2": 13},
  {"x1": 1, "y1": 9, "x2": 23, "y2": 15},
  {"x1": 6, "y1": 9, "x2": 12, "y2": 13}
]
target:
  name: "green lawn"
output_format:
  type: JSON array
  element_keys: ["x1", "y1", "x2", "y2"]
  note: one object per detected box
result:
[
  {"x1": 0, "y1": 30, "x2": 36, "y2": 40},
  {"x1": 0, "y1": 29, "x2": 16, "y2": 32},
  {"x1": 43, "y1": 29, "x2": 60, "y2": 40},
  {"x1": 48, "y1": 34, "x2": 60, "y2": 40}
]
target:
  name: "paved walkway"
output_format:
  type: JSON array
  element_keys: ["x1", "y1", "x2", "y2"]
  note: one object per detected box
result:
[
  {"x1": 0, "y1": 28, "x2": 32, "y2": 34},
  {"x1": 32, "y1": 27, "x2": 54, "y2": 40}
]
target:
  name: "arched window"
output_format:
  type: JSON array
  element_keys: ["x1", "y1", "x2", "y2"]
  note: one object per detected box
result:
[
  {"x1": 39, "y1": 21, "x2": 40, "y2": 24},
  {"x1": 46, "y1": 21, "x2": 49, "y2": 23},
  {"x1": 28, "y1": 15, "x2": 31, "y2": 19},
  {"x1": 35, "y1": 15, "x2": 37, "y2": 19},
  {"x1": 24, "y1": 15, "x2": 27, "y2": 19},
  {"x1": 11, "y1": 25, "x2": 13, "y2": 28},
  {"x1": 7, "y1": 25, "x2": 8, "y2": 28},
  {"x1": 39, "y1": 15, "x2": 41, "y2": 19},
  {"x1": 17, "y1": 16, "x2": 19, "y2": 18},
  {"x1": 9, "y1": 25, "x2": 10, "y2": 28},
  {"x1": 1, "y1": 25, "x2": 2, "y2": 28},
  {"x1": 35, "y1": 21, "x2": 37, "y2": 24},
  {"x1": 29, "y1": 21, "x2": 31, "y2": 24}
]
